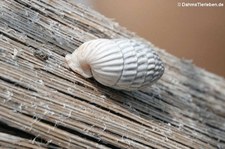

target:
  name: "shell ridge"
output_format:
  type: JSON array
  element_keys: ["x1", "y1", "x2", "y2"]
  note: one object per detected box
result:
[
  {"x1": 79, "y1": 39, "x2": 105, "y2": 65},
  {"x1": 91, "y1": 40, "x2": 124, "y2": 87},
  {"x1": 110, "y1": 40, "x2": 126, "y2": 89},
  {"x1": 129, "y1": 40, "x2": 149, "y2": 88},
  {"x1": 91, "y1": 50, "x2": 122, "y2": 65},
  {"x1": 113, "y1": 39, "x2": 138, "y2": 89},
  {"x1": 87, "y1": 39, "x2": 113, "y2": 63},
  {"x1": 66, "y1": 38, "x2": 164, "y2": 91},
  {"x1": 142, "y1": 46, "x2": 155, "y2": 85},
  {"x1": 129, "y1": 40, "x2": 143, "y2": 88},
  {"x1": 90, "y1": 40, "x2": 122, "y2": 65}
]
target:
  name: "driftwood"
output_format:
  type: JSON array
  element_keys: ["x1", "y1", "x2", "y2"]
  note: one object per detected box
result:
[{"x1": 0, "y1": 0, "x2": 225, "y2": 148}]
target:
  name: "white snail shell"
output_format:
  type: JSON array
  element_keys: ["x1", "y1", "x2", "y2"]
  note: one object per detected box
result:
[{"x1": 65, "y1": 39, "x2": 164, "y2": 91}]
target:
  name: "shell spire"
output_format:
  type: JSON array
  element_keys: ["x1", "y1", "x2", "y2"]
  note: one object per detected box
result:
[{"x1": 65, "y1": 38, "x2": 164, "y2": 91}]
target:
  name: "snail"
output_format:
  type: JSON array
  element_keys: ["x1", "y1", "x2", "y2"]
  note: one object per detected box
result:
[{"x1": 65, "y1": 39, "x2": 164, "y2": 91}]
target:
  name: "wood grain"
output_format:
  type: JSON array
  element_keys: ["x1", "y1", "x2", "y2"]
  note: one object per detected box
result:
[{"x1": 0, "y1": 0, "x2": 225, "y2": 148}]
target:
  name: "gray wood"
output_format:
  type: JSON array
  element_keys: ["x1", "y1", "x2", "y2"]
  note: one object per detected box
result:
[{"x1": 0, "y1": 0, "x2": 225, "y2": 148}]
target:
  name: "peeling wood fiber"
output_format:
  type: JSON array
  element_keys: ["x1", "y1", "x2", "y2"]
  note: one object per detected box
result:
[{"x1": 0, "y1": 0, "x2": 225, "y2": 149}]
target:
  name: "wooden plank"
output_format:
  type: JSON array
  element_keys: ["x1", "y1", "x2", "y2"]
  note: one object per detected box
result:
[{"x1": 0, "y1": 0, "x2": 225, "y2": 148}]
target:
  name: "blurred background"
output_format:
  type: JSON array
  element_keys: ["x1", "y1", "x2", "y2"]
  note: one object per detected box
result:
[{"x1": 75, "y1": 0, "x2": 225, "y2": 78}]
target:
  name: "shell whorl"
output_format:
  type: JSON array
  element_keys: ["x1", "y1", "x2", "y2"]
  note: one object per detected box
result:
[{"x1": 65, "y1": 39, "x2": 164, "y2": 91}]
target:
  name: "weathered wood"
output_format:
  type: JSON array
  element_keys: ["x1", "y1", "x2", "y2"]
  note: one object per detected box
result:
[{"x1": 0, "y1": 0, "x2": 225, "y2": 148}]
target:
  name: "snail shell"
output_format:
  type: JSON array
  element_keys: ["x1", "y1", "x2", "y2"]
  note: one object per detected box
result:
[{"x1": 65, "y1": 39, "x2": 164, "y2": 91}]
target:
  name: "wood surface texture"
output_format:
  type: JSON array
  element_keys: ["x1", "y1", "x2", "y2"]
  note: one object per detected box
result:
[{"x1": 0, "y1": 0, "x2": 225, "y2": 148}]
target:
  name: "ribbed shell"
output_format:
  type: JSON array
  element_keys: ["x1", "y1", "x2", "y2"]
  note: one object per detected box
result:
[{"x1": 66, "y1": 39, "x2": 164, "y2": 91}]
